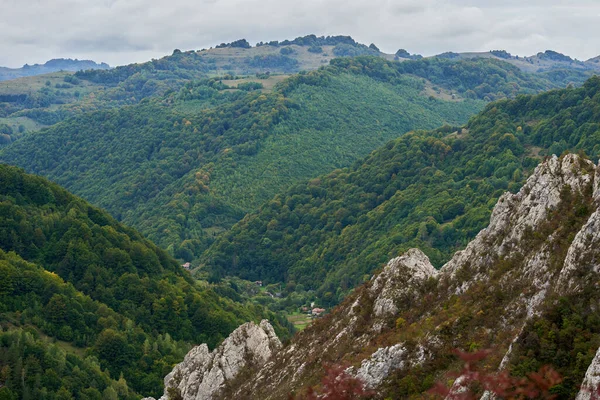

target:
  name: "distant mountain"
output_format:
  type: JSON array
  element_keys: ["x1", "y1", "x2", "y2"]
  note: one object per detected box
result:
[
  {"x1": 442, "y1": 49, "x2": 600, "y2": 74},
  {"x1": 587, "y1": 55, "x2": 600, "y2": 64},
  {"x1": 0, "y1": 35, "x2": 596, "y2": 138},
  {"x1": 0, "y1": 58, "x2": 110, "y2": 81}
]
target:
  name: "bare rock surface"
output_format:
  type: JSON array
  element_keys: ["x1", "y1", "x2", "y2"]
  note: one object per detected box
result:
[
  {"x1": 162, "y1": 154, "x2": 600, "y2": 399},
  {"x1": 146, "y1": 320, "x2": 281, "y2": 400},
  {"x1": 576, "y1": 346, "x2": 600, "y2": 400}
]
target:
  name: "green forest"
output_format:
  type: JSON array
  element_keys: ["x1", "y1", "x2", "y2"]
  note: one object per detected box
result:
[
  {"x1": 0, "y1": 164, "x2": 289, "y2": 399},
  {"x1": 203, "y1": 76, "x2": 600, "y2": 307},
  {"x1": 1, "y1": 51, "x2": 600, "y2": 399},
  {"x1": 1, "y1": 56, "x2": 582, "y2": 263}
]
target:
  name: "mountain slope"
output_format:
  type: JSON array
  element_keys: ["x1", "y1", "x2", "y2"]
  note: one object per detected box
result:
[
  {"x1": 444, "y1": 49, "x2": 600, "y2": 74},
  {"x1": 202, "y1": 76, "x2": 600, "y2": 306},
  {"x1": 2, "y1": 56, "x2": 536, "y2": 260},
  {"x1": 0, "y1": 164, "x2": 288, "y2": 398},
  {"x1": 2, "y1": 55, "x2": 581, "y2": 264},
  {"x1": 219, "y1": 153, "x2": 600, "y2": 399}
]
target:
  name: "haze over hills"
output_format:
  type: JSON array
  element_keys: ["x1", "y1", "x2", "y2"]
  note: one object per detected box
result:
[
  {"x1": 0, "y1": 34, "x2": 596, "y2": 140},
  {"x1": 436, "y1": 49, "x2": 600, "y2": 74},
  {"x1": 0, "y1": 58, "x2": 110, "y2": 81}
]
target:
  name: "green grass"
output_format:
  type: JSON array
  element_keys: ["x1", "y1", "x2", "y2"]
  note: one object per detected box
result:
[{"x1": 287, "y1": 312, "x2": 312, "y2": 331}]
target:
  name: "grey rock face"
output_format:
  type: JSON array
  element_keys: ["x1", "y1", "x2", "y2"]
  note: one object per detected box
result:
[
  {"x1": 576, "y1": 346, "x2": 600, "y2": 399},
  {"x1": 370, "y1": 248, "x2": 437, "y2": 319},
  {"x1": 442, "y1": 154, "x2": 594, "y2": 284},
  {"x1": 147, "y1": 320, "x2": 281, "y2": 400},
  {"x1": 352, "y1": 343, "x2": 427, "y2": 389},
  {"x1": 168, "y1": 154, "x2": 600, "y2": 399}
]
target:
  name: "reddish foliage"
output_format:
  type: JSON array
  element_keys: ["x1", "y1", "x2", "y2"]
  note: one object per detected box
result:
[
  {"x1": 428, "y1": 349, "x2": 563, "y2": 400},
  {"x1": 292, "y1": 364, "x2": 374, "y2": 400}
]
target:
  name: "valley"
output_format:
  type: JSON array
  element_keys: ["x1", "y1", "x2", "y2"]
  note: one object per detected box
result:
[{"x1": 1, "y1": 31, "x2": 600, "y2": 400}]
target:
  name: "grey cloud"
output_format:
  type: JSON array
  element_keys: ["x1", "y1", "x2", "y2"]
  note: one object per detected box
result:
[
  {"x1": 62, "y1": 35, "x2": 153, "y2": 53},
  {"x1": 1, "y1": 0, "x2": 599, "y2": 67}
]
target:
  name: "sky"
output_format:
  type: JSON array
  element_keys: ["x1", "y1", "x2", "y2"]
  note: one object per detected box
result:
[{"x1": 1, "y1": 0, "x2": 599, "y2": 68}]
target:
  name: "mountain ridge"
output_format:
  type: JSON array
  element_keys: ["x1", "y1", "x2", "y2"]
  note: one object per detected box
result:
[
  {"x1": 201, "y1": 75, "x2": 600, "y2": 307},
  {"x1": 0, "y1": 58, "x2": 110, "y2": 81},
  {"x1": 213, "y1": 153, "x2": 600, "y2": 399}
]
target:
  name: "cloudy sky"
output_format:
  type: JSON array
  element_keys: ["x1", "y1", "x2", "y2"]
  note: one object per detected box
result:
[{"x1": 2, "y1": 0, "x2": 599, "y2": 68}]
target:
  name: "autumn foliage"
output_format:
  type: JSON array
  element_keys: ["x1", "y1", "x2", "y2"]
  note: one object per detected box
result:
[
  {"x1": 428, "y1": 349, "x2": 563, "y2": 400},
  {"x1": 292, "y1": 350, "x2": 570, "y2": 400},
  {"x1": 292, "y1": 364, "x2": 374, "y2": 400}
]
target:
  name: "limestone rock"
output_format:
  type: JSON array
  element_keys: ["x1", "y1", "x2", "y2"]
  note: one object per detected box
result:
[
  {"x1": 576, "y1": 346, "x2": 600, "y2": 400},
  {"x1": 148, "y1": 319, "x2": 281, "y2": 400},
  {"x1": 200, "y1": 154, "x2": 600, "y2": 399},
  {"x1": 352, "y1": 343, "x2": 423, "y2": 388},
  {"x1": 442, "y1": 154, "x2": 594, "y2": 293},
  {"x1": 370, "y1": 248, "x2": 437, "y2": 318}
]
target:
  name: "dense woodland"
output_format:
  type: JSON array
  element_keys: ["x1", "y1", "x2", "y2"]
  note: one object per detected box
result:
[
  {"x1": 0, "y1": 164, "x2": 289, "y2": 399},
  {"x1": 1, "y1": 56, "x2": 585, "y2": 265},
  {"x1": 0, "y1": 57, "x2": 500, "y2": 260},
  {"x1": 1, "y1": 48, "x2": 600, "y2": 399},
  {"x1": 203, "y1": 76, "x2": 600, "y2": 307}
]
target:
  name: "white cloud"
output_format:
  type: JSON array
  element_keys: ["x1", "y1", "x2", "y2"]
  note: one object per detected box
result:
[{"x1": 1, "y1": 0, "x2": 599, "y2": 67}]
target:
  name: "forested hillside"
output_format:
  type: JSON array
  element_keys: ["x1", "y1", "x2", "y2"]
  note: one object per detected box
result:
[
  {"x1": 0, "y1": 164, "x2": 288, "y2": 399},
  {"x1": 203, "y1": 76, "x2": 600, "y2": 306},
  {"x1": 1, "y1": 56, "x2": 578, "y2": 263}
]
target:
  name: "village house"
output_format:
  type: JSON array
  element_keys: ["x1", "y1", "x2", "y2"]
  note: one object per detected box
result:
[{"x1": 311, "y1": 308, "x2": 326, "y2": 317}]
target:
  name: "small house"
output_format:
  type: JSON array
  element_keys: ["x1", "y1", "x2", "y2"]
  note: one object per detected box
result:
[{"x1": 311, "y1": 308, "x2": 326, "y2": 317}]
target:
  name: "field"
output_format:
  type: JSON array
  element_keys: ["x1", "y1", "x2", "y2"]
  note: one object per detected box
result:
[
  {"x1": 287, "y1": 312, "x2": 312, "y2": 331},
  {"x1": 221, "y1": 74, "x2": 290, "y2": 93},
  {"x1": 0, "y1": 71, "x2": 105, "y2": 133}
]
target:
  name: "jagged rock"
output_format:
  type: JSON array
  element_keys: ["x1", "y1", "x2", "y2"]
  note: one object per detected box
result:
[
  {"x1": 210, "y1": 155, "x2": 600, "y2": 399},
  {"x1": 147, "y1": 320, "x2": 281, "y2": 400},
  {"x1": 352, "y1": 343, "x2": 427, "y2": 388},
  {"x1": 443, "y1": 154, "x2": 594, "y2": 283},
  {"x1": 558, "y1": 209, "x2": 600, "y2": 291},
  {"x1": 370, "y1": 249, "x2": 437, "y2": 318},
  {"x1": 576, "y1": 346, "x2": 600, "y2": 399}
]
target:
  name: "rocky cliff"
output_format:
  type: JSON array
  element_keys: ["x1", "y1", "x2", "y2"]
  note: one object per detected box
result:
[
  {"x1": 157, "y1": 154, "x2": 600, "y2": 399},
  {"x1": 217, "y1": 154, "x2": 600, "y2": 399},
  {"x1": 144, "y1": 320, "x2": 281, "y2": 400}
]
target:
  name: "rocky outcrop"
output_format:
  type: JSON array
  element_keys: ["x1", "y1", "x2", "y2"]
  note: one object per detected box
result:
[
  {"x1": 147, "y1": 320, "x2": 281, "y2": 400},
  {"x1": 370, "y1": 248, "x2": 437, "y2": 319},
  {"x1": 442, "y1": 154, "x2": 594, "y2": 285},
  {"x1": 223, "y1": 241, "x2": 439, "y2": 399},
  {"x1": 576, "y1": 346, "x2": 600, "y2": 399},
  {"x1": 351, "y1": 343, "x2": 427, "y2": 389},
  {"x1": 182, "y1": 154, "x2": 600, "y2": 399}
]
